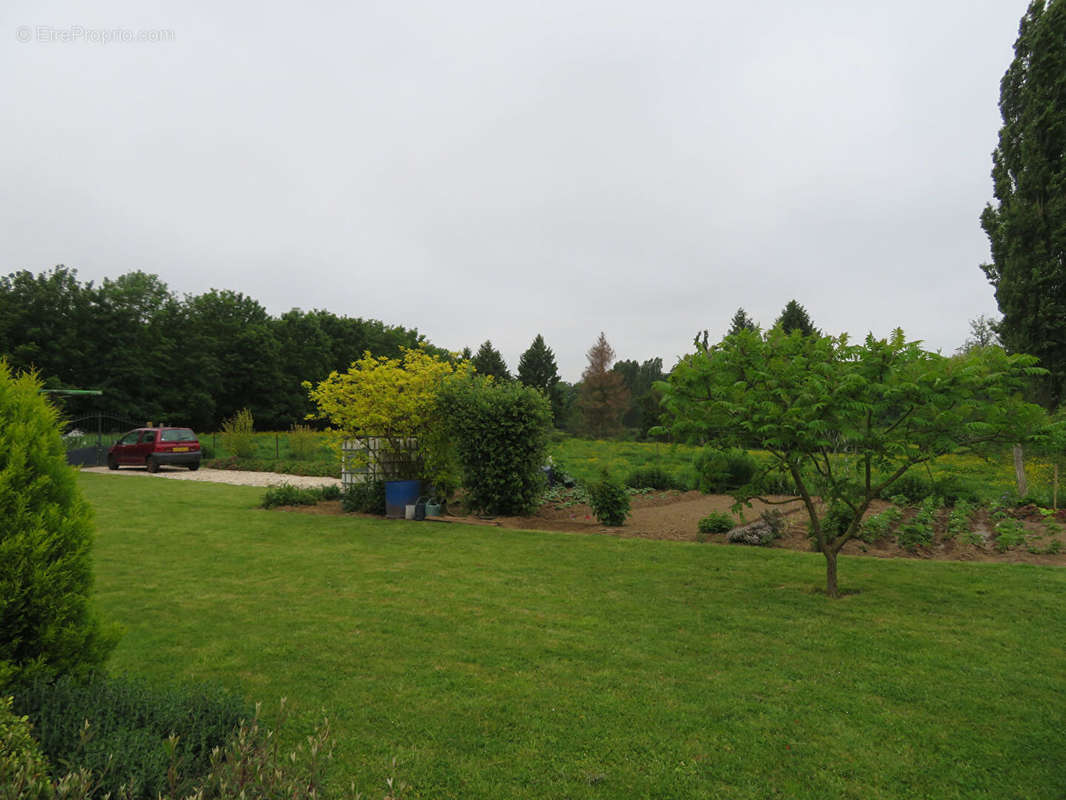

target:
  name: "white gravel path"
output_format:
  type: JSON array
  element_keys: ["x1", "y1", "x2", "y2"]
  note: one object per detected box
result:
[{"x1": 80, "y1": 465, "x2": 341, "y2": 489}]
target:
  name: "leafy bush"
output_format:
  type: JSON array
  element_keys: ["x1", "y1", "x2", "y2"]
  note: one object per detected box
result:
[
  {"x1": 342, "y1": 480, "x2": 386, "y2": 514},
  {"x1": 220, "y1": 408, "x2": 256, "y2": 459},
  {"x1": 886, "y1": 472, "x2": 933, "y2": 504},
  {"x1": 0, "y1": 695, "x2": 52, "y2": 800},
  {"x1": 287, "y1": 424, "x2": 319, "y2": 460},
  {"x1": 693, "y1": 448, "x2": 757, "y2": 493},
  {"x1": 697, "y1": 512, "x2": 735, "y2": 534},
  {"x1": 0, "y1": 361, "x2": 118, "y2": 689},
  {"x1": 624, "y1": 466, "x2": 682, "y2": 491},
  {"x1": 260, "y1": 483, "x2": 336, "y2": 509},
  {"x1": 930, "y1": 475, "x2": 982, "y2": 507},
  {"x1": 946, "y1": 501, "x2": 977, "y2": 540},
  {"x1": 994, "y1": 518, "x2": 1028, "y2": 552},
  {"x1": 3, "y1": 696, "x2": 394, "y2": 800},
  {"x1": 859, "y1": 506, "x2": 903, "y2": 543},
  {"x1": 587, "y1": 476, "x2": 631, "y2": 526},
  {"x1": 11, "y1": 673, "x2": 251, "y2": 799},
  {"x1": 437, "y1": 376, "x2": 552, "y2": 515},
  {"x1": 897, "y1": 497, "x2": 941, "y2": 551}
]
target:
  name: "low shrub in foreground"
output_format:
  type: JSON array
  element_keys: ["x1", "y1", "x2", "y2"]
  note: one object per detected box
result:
[
  {"x1": 697, "y1": 512, "x2": 735, "y2": 534},
  {"x1": 342, "y1": 480, "x2": 387, "y2": 514},
  {"x1": 587, "y1": 476, "x2": 631, "y2": 526},
  {"x1": 260, "y1": 483, "x2": 339, "y2": 509},
  {"x1": 3, "y1": 697, "x2": 396, "y2": 800},
  {"x1": 11, "y1": 673, "x2": 252, "y2": 799}
]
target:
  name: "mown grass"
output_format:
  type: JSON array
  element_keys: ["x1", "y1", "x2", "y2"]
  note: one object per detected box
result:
[{"x1": 81, "y1": 473, "x2": 1066, "y2": 799}]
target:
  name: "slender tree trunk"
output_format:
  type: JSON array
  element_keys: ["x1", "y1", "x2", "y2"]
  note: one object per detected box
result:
[
  {"x1": 824, "y1": 549, "x2": 838, "y2": 598},
  {"x1": 1013, "y1": 444, "x2": 1027, "y2": 497}
]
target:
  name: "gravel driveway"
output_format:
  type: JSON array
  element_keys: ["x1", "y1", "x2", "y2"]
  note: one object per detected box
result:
[{"x1": 80, "y1": 465, "x2": 341, "y2": 489}]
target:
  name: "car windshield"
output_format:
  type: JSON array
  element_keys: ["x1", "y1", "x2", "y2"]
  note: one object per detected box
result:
[{"x1": 160, "y1": 429, "x2": 197, "y2": 442}]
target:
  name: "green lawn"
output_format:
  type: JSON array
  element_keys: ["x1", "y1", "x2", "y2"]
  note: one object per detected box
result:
[{"x1": 82, "y1": 473, "x2": 1066, "y2": 799}]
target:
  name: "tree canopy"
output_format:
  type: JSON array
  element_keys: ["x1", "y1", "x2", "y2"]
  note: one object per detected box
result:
[
  {"x1": 0, "y1": 266, "x2": 442, "y2": 430},
  {"x1": 658, "y1": 328, "x2": 1046, "y2": 596},
  {"x1": 980, "y1": 0, "x2": 1066, "y2": 407}
]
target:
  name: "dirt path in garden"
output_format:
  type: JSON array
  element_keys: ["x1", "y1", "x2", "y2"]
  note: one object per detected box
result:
[
  {"x1": 313, "y1": 490, "x2": 1066, "y2": 566},
  {"x1": 80, "y1": 465, "x2": 341, "y2": 489}
]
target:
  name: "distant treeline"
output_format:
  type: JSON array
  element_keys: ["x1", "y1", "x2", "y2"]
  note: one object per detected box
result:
[{"x1": 0, "y1": 267, "x2": 444, "y2": 430}]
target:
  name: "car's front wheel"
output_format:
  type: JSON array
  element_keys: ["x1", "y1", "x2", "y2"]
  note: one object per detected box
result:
[
  {"x1": 107, "y1": 456, "x2": 119, "y2": 470},
  {"x1": 147, "y1": 457, "x2": 160, "y2": 473}
]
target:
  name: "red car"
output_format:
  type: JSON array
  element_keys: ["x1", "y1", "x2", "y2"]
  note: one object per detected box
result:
[{"x1": 107, "y1": 427, "x2": 202, "y2": 472}]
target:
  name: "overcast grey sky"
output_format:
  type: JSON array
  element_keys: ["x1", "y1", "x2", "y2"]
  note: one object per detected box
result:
[{"x1": 2, "y1": 1, "x2": 1028, "y2": 380}]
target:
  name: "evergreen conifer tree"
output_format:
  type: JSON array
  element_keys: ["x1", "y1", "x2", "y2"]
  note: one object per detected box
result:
[
  {"x1": 980, "y1": 0, "x2": 1066, "y2": 406},
  {"x1": 726, "y1": 308, "x2": 759, "y2": 337},
  {"x1": 578, "y1": 333, "x2": 629, "y2": 438},
  {"x1": 471, "y1": 340, "x2": 510, "y2": 381},
  {"x1": 774, "y1": 300, "x2": 818, "y2": 336},
  {"x1": 0, "y1": 361, "x2": 117, "y2": 687}
]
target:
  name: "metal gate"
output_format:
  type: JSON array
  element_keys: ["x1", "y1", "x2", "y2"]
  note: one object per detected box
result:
[{"x1": 63, "y1": 413, "x2": 141, "y2": 467}]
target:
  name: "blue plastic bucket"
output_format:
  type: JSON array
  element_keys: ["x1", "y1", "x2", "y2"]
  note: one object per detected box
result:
[{"x1": 385, "y1": 479, "x2": 422, "y2": 519}]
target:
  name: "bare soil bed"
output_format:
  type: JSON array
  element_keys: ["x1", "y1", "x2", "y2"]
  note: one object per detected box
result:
[{"x1": 286, "y1": 489, "x2": 1066, "y2": 566}]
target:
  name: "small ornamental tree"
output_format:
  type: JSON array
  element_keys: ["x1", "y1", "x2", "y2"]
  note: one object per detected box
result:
[
  {"x1": 577, "y1": 333, "x2": 629, "y2": 438},
  {"x1": 657, "y1": 329, "x2": 1046, "y2": 596},
  {"x1": 0, "y1": 361, "x2": 117, "y2": 687},
  {"x1": 306, "y1": 348, "x2": 471, "y2": 481},
  {"x1": 437, "y1": 376, "x2": 552, "y2": 515}
]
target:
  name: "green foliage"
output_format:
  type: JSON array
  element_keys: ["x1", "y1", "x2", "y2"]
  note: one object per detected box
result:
[
  {"x1": 697, "y1": 512, "x2": 735, "y2": 534},
  {"x1": 12, "y1": 672, "x2": 251, "y2": 799},
  {"x1": 0, "y1": 361, "x2": 117, "y2": 688},
  {"x1": 341, "y1": 480, "x2": 387, "y2": 514},
  {"x1": 287, "y1": 423, "x2": 319, "y2": 460},
  {"x1": 693, "y1": 448, "x2": 757, "y2": 493},
  {"x1": 0, "y1": 267, "x2": 444, "y2": 431},
  {"x1": 994, "y1": 518, "x2": 1029, "y2": 552},
  {"x1": 773, "y1": 299, "x2": 818, "y2": 337},
  {"x1": 0, "y1": 695, "x2": 52, "y2": 800},
  {"x1": 260, "y1": 483, "x2": 337, "y2": 509},
  {"x1": 220, "y1": 408, "x2": 256, "y2": 459},
  {"x1": 981, "y1": 0, "x2": 1066, "y2": 407},
  {"x1": 471, "y1": 340, "x2": 510, "y2": 380},
  {"x1": 578, "y1": 333, "x2": 630, "y2": 438},
  {"x1": 205, "y1": 456, "x2": 339, "y2": 477},
  {"x1": 658, "y1": 327, "x2": 1047, "y2": 595},
  {"x1": 516, "y1": 334, "x2": 560, "y2": 412},
  {"x1": 897, "y1": 498, "x2": 942, "y2": 552},
  {"x1": 726, "y1": 307, "x2": 759, "y2": 337},
  {"x1": 858, "y1": 506, "x2": 903, "y2": 543},
  {"x1": 438, "y1": 376, "x2": 552, "y2": 515},
  {"x1": 946, "y1": 502, "x2": 977, "y2": 540},
  {"x1": 586, "y1": 475, "x2": 631, "y2": 526},
  {"x1": 624, "y1": 466, "x2": 683, "y2": 491}
]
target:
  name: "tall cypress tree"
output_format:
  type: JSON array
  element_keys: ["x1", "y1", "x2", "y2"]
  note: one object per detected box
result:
[{"x1": 981, "y1": 0, "x2": 1066, "y2": 407}]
